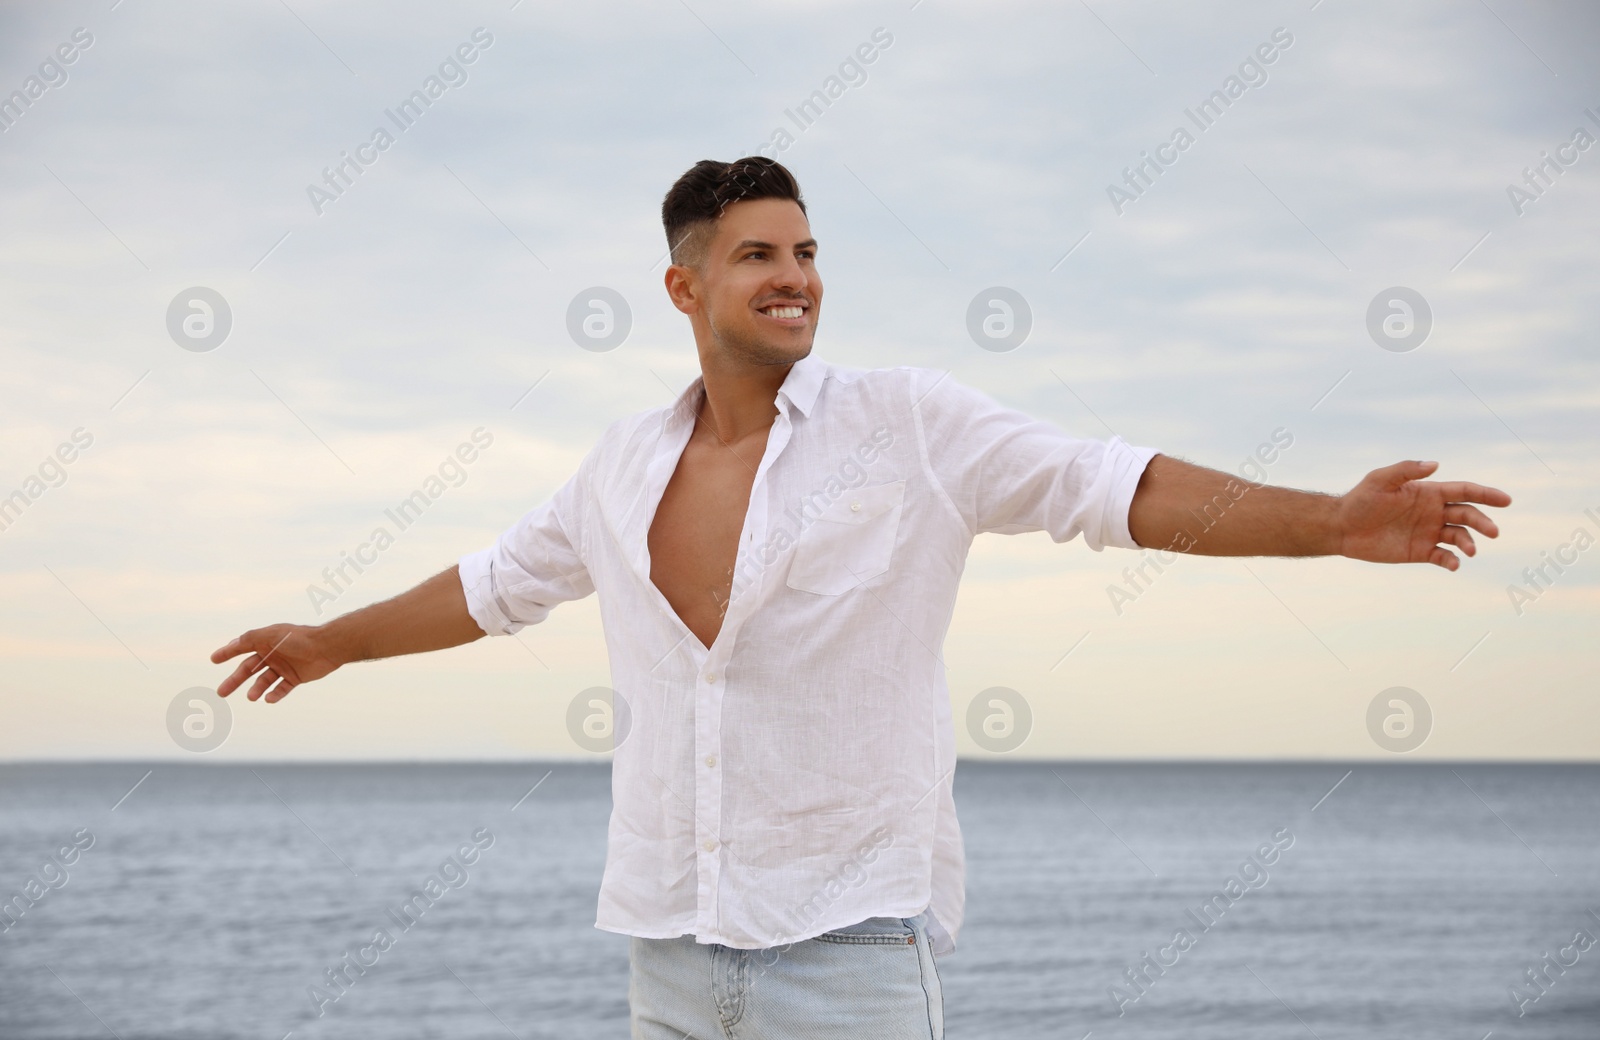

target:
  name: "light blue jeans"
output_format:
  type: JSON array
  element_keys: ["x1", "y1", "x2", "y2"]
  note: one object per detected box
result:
[{"x1": 629, "y1": 913, "x2": 945, "y2": 1039}]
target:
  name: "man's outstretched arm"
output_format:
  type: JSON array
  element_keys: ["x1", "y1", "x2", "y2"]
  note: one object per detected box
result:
[
  {"x1": 209, "y1": 565, "x2": 484, "y2": 703},
  {"x1": 1126, "y1": 454, "x2": 1512, "y2": 570}
]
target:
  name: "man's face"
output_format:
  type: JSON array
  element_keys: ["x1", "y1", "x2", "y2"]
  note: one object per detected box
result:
[{"x1": 673, "y1": 197, "x2": 821, "y2": 366}]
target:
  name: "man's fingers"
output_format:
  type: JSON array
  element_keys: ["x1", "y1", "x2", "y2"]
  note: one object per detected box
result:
[
  {"x1": 247, "y1": 668, "x2": 278, "y2": 701},
  {"x1": 1428, "y1": 545, "x2": 1460, "y2": 571},
  {"x1": 213, "y1": 626, "x2": 300, "y2": 699},
  {"x1": 264, "y1": 679, "x2": 296, "y2": 704},
  {"x1": 1444, "y1": 504, "x2": 1499, "y2": 538},
  {"x1": 216, "y1": 653, "x2": 267, "y2": 698},
  {"x1": 210, "y1": 633, "x2": 254, "y2": 665},
  {"x1": 1439, "y1": 524, "x2": 1477, "y2": 558},
  {"x1": 1371, "y1": 459, "x2": 1439, "y2": 490},
  {"x1": 1366, "y1": 463, "x2": 1511, "y2": 509},
  {"x1": 212, "y1": 626, "x2": 293, "y2": 664},
  {"x1": 1439, "y1": 481, "x2": 1512, "y2": 508}
]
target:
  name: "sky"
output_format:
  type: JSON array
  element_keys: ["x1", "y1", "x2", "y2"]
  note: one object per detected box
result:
[{"x1": 1, "y1": 0, "x2": 1596, "y2": 762}]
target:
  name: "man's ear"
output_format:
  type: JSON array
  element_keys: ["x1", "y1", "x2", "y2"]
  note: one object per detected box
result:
[{"x1": 665, "y1": 262, "x2": 706, "y2": 316}]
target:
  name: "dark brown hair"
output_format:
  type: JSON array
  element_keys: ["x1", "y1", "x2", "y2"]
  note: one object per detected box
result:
[{"x1": 662, "y1": 156, "x2": 807, "y2": 270}]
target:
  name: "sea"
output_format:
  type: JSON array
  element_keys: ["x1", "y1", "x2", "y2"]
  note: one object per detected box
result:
[{"x1": 1, "y1": 762, "x2": 1596, "y2": 1039}]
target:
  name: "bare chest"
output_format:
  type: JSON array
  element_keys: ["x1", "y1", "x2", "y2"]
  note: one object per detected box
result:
[{"x1": 647, "y1": 428, "x2": 770, "y2": 650}]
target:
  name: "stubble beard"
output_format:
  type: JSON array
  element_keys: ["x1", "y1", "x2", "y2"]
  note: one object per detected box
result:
[{"x1": 707, "y1": 307, "x2": 815, "y2": 368}]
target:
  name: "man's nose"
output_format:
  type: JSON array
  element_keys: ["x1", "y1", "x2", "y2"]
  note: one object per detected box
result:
[{"x1": 769, "y1": 255, "x2": 810, "y2": 294}]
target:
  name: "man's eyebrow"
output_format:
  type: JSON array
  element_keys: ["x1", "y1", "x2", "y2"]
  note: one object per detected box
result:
[{"x1": 732, "y1": 238, "x2": 819, "y2": 252}]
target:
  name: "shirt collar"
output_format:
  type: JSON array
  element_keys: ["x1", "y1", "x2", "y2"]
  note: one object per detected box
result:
[
  {"x1": 666, "y1": 352, "x2": 828, "y2": 426},
  {"x1": 775, "y1": 352, "x2": 826, "y2": 419}
]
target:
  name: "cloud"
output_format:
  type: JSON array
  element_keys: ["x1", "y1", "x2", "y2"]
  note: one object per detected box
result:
[{"x1": 1, "y1": 0, "x2": 1595, "y2": 760}]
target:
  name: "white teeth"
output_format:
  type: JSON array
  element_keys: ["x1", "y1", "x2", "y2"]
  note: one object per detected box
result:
[{"x1": 763, "y1": 306, "x2": 803, "y2": 319}]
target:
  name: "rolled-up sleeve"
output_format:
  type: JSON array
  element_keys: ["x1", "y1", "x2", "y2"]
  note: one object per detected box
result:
[
  {"x1": 913, "y1": 369, "x2": 1159, "y2": 551},
  {"x1": 457, "y1": 463, "x2": 596, "y2": 636}
]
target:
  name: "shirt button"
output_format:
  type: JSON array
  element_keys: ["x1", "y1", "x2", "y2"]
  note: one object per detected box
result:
[
  {"x1": 705, "y1": 674, "x2": 718, "y2": 683},
  {"x1": 705, "y1": 756, "x2": 716, "y2": 768},
  {"x1": 703, "y1": 841, "x2": 716, "y2": 852},
  {"x1": 850, "y1": 501, "x2": 861, "y2": 512}
]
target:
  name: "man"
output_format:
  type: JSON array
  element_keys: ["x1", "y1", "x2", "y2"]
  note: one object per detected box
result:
[{"x1": 212, "y1": 156, "x2": 1510, "y2": 1038}]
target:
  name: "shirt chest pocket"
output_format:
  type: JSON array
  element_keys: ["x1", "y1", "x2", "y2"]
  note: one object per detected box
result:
[{"x1": 786, "y1": 480, "x2": 907, "y2": 596}]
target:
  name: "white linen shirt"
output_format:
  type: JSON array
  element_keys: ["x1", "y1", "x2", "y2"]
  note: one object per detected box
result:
[{"x1": 456, "y1": 353, "x2": 1159, "y2": 955}]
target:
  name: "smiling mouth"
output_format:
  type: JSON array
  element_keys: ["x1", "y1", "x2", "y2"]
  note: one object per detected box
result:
[{"x1": 758, "y1": 303, "x2": 807, "y2": 321}]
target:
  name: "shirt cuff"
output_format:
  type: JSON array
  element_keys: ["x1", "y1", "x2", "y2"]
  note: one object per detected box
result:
[
  {"x1": 456, "y1": 546, "x2": 521, "y2": 636},
  {"x1": 1100, "y1": 438, "x2": 1161, "y2": 552}
]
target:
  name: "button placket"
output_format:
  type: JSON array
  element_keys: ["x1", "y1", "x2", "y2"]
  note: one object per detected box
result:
[
  {"x1": 690, "y1": 405, "x2": 795, "y2": 939},
  {"x1": 692, "y1": 660, "x2": 726, "y2": 929}
]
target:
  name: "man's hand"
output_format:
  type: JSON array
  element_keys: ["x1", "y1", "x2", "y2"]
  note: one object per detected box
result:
[
  {"x1": 1335, "y1": 460, "x2": 1512, "y2": 571},
  {"x1": 208, "y1": 565, "x2": 485, "y2": 704},
  {"x1": 211, "y1": 624, "x2": 341, "y2": 703},
  {"x1": 1128, "y1": 454, "x2": 1512, "y2": 565}
]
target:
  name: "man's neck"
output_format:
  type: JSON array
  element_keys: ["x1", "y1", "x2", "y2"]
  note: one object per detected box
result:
[{"x1": 694, "y1": 353, "x2": 793, "y2": 445}]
